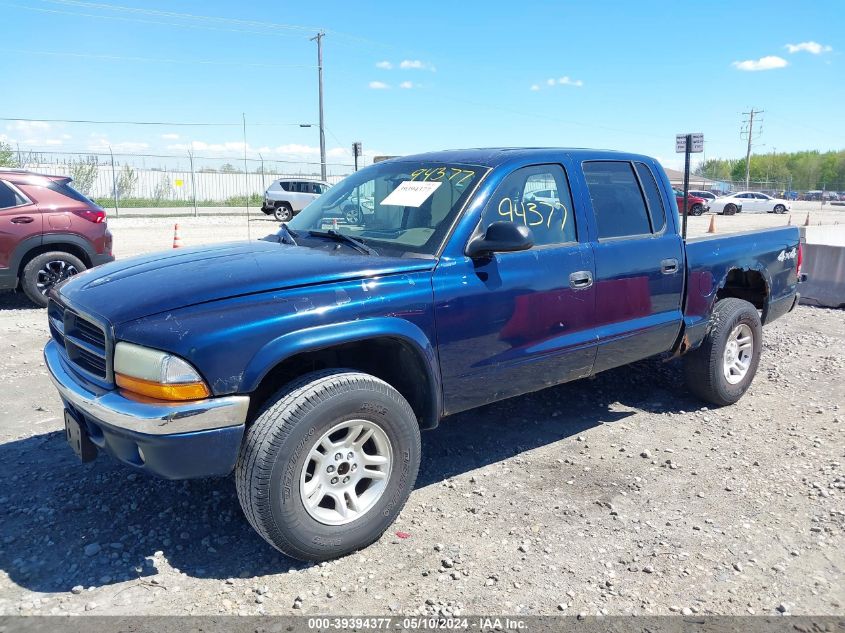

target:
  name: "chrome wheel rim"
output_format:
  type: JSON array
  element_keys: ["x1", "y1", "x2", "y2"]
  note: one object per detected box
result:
[
  {"x1": 723, "y1": 323, "x2": 753, "y2": 385},
  {"x1": 274, "y1": 207, "x2": 292, "y2": 222},
  {"x1": 299, "y1": 419, "x2": 392, "y2": 526},
  {"x1": 36, "y1": 260, "x2": 79, "y2": 294}
]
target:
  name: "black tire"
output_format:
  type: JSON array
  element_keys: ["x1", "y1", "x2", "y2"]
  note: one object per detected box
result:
[
  {"x1": 236, "y1": 369, "x2": 421, "y2": 561},
  {"x1": 723, "y1": 203, "x2": 737, "y2": 216},
  {"x1": 21, "y1": 251, "x2": 87, "y2": 308},
  {"x1": 691, "y1": 204, "x2": 704, "y2": 216},
  {"x1": 683, "y1": 298, "x2": 762, "y2": 407},
  {"x1": 274, "y1": 203, "x2": 293, "y2": 222},
  {"x1": 774, "y1": 204, "x2": 786, "y2": 214}
]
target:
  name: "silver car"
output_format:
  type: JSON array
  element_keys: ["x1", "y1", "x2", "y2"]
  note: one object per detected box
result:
[{"x1": 261, "y1": 179, "x2": 331, "y2": 222}]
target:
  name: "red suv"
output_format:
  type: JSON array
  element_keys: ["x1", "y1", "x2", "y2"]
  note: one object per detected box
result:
[
  {"x1": 0, "y1": 169, "x2": 113, "y2": 307},
  {"x1": 673, "y1": 189, "x2": 709, "y2": 216}
]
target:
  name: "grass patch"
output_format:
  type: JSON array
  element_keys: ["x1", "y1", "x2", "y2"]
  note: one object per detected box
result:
[{"x1": 94, "y1": 194, "x2": 265, "y2": 208}]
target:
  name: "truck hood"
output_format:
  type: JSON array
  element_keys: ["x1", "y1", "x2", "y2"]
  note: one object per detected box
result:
[{"x1": 56, "y1": 240, "x2": 434, "y2": 324}]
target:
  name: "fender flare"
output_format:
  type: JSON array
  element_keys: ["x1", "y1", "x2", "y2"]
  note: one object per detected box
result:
[
  {"x1": 240, "y1": 317, "x2": 443, "y2": 427},
  {"x1": 10, "y1": 233, "x2": 96, "y2": 275}
]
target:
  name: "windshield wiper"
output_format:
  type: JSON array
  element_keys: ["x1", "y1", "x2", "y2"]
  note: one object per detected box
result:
[
  {"x1": 277, "y1": 223, "x2": 298, "y2": 245},
  {"x1": 307, "y1": 229, "x2": 378, "y2": 256}
]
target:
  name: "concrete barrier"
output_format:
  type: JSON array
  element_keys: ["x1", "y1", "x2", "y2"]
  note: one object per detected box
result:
[{"x1": 799, "y1": 226, "x2": 845, "y2": 308}]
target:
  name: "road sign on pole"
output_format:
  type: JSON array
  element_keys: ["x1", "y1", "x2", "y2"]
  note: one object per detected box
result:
[
  {"x1": 676, "y1": 133, "x2": 704, "y2": 153},
  {"x1": 675, "y1": 133, "x2": 704, "y2": 241}
]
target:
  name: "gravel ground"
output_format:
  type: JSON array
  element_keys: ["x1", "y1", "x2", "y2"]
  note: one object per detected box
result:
[{"x1": 0, "y1": 212, "x2": 843, "y2": 618}]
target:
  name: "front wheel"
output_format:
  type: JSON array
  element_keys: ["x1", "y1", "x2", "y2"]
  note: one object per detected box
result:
[
  {"x1": 273, "y1": 203, "x2": 293, "y2": 222},
  {"x1": 236, "y1": 370, "x2": 421, "y2": 561},
  {"x1": 722, "y1": 203, "x2": 737, "y2": 216},
  {"x1": 691, "y1": 204, "x2": 704, "y2": 216},
  {"x1": 774, "y1": 204, "x2": 786, "y2": 214},
  {"x1": 683, "y1": 298, "x2": 762, "y2": 406},
  {"x1": 21, "y1": 251, "x2": 87, "y2": 308}
]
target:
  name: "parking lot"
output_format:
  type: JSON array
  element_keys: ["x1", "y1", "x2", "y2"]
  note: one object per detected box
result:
[{"x1": 0, "y1": 212, "x2": 842, "y2": 617}]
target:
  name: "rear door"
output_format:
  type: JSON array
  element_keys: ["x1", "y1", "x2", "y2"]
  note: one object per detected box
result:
[
  {"x1": 433, "y1": 161, "x2": 598, "y2": 414},
  {"x1": 0, "y1": 179, "x2": 42, "y2": 276},
  {"x1": 579, "y1": 160, "x2": 684, "y2": 373}
]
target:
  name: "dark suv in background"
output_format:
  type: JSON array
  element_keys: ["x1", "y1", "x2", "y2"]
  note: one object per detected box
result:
[{"x1": 0, "y1": 169, "x2": 113, "y2": 307}]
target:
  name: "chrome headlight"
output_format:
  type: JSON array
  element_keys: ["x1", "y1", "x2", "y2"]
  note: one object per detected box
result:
[{"x1": 114, "y1": 342, "x2": 209, "y2": 401}]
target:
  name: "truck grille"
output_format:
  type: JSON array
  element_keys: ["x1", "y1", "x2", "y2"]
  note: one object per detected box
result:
[{"x1": 48, "y1": 300, "x2": 110, "y2": 382}]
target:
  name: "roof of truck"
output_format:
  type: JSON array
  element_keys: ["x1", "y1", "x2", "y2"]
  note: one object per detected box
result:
[{"x1": 381, "y1": 147, "x2": 658, "y2": 169}]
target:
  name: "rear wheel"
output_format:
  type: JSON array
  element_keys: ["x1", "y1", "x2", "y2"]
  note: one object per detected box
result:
[
  {"x1": 683, "y1": 298, "x2": 762, "y2": 406},
  {"x1": 21, "y1": 251, "x2": 86, "y2": 308},
  {"x1": 274, "y1": 203, "x2": 293, "y2": 222},
  {"x1": 723, "y1": 203, "x2": 737, "y2": 216},
  {"x1": 236, "y1": 370, "x2": 421, "y2": 561}
]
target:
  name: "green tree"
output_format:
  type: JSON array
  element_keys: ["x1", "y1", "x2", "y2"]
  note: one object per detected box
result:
[
  {"x1": 69, "y1": 155, "x2": 99, "y2": 195},
  {"x1": 0, "y1": 141, "x2": 18, "y2": 167},
  {"x1": 114, "y1": 164, "x2": 138, "y2": 198}
]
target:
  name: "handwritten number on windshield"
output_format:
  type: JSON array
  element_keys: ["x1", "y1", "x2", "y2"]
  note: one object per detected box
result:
[{"x1": 410, "y1": 167, "x2": 475, "y2": 186}]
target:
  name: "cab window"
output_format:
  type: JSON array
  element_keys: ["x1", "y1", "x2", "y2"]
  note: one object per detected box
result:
[
  {"x1": 583, "y1": 161, "x2": 652, "y2": 239},
  {"x1": 478, "y1": 164, "x2": 576, "y2": 247}
]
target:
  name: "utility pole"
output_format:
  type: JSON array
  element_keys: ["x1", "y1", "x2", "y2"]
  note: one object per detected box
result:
[
  {"x1": 311, "y1": 30, "x2": 327, "y2": 181},
  {"x1": 741, "y1": 108, "x2": 763, "y2": 190}
]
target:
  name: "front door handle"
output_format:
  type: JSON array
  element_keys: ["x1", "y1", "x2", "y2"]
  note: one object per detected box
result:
[
  {"x1": 11, "y1": 216, "x2": 34, "y2": 224},
  {"x1": 661, "y1": 258, "x2": 679, "y2": 274},
  {"x1": 569, "y1": 270, "x2": 593, "y2": 289}
]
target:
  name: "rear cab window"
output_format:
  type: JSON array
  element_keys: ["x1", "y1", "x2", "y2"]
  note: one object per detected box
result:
[
  {"x1": 582, "y1": 161, "x2": 664, "y2": 239},
  {"x1": 0, "y1": 181, "x2": 28, "y2": 209}
]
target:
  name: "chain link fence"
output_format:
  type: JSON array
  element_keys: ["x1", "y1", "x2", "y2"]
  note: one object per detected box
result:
[{"x1": 13, "y1": 150, "x2": 360, "y2": 211}]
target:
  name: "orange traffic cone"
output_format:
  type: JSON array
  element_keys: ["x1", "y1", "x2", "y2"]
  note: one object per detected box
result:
[
  {"x1": 707, "y1": 215, "x2": 717, "y2": 234},
  {"x1": 172, "y1": 223, "x2": 183, "y2": 248},
  {"x1": 803, "y1": 213, "x2": 811, "y2": 227}
]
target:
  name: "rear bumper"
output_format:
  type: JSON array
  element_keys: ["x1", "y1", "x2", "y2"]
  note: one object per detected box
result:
[
  {"x1": 91, "y1": 253, "x2": 115, "y2": 267},
  {"x1": 44, "y1": 339, "x2": 248, "y2": 479}
]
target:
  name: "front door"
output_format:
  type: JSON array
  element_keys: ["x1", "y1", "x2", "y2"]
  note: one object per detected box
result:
[{"x1": 433, "y1": 162, "x2": 598, "y2": 415}]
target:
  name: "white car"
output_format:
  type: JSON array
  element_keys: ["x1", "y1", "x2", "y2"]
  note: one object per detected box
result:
[
  {"x1": 262, "y1": 179, "x2": 331, "y2": 222},
  {"x1": 714, "y1": 191, "x2": 791, "y2": 215},
  {"x1": 688, "y1": 190, "x2": 719, "y2": 203}
]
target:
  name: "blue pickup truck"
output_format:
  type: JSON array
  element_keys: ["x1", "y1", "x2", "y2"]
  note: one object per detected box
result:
[{"x1": 44, "y1": 148, "x2": 802, "y2": 561}]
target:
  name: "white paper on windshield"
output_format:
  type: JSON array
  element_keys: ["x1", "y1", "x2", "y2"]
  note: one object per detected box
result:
[{"x1": 380, "y1": 181, "x2": 442, "y2": 207}]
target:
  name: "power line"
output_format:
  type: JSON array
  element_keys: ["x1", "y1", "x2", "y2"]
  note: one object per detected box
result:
[
  {"x1": 0, "y1": 48, "x2": 316, "y2": 69},
  {"x1": 0, "y1": 117, "x2": 316, "y2": 127},
  {"x1": 43, "y1": 0, "x2": 320, "y2": 32}
]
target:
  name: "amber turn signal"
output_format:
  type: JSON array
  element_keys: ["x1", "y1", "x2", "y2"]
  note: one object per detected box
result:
[{"x1": 116, "y1": 373, "x2": 210, "y2": 401}]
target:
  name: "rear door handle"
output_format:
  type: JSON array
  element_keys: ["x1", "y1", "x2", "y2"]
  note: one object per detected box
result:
[
  {"x1": 569, "y1": 270, "x2": 593, "y2": 289},
  {"x1": 661, "y1": 258, "x2": 679, "y2": 274},
  {"x1": 11, "y1": 216, "x2": 34, "y2": 224}
]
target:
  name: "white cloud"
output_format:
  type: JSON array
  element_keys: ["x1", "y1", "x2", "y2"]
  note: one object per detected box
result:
[
  {"x1": 6, "y1": 120, "x2": 51, "y2": 133},
  {"x1": 530, "y1": 84, "x2": 540, "y2": 91},
  {"x1": 732, "y1": 55, "x2": 788, "y2": 71},
  {"x1": 161, "y1": 133, "x2": 180, "y2": 140},
  {"x1": 785, "y1": 41, "x2": 832, "y2": 54},
  {"x1": 399, "y1": 81, "x2": 416, "y2": 89},
  {"x1": 375, "y1": 60, "x2": 392, "y2": 69},
  {"x1": 546, "y1": 78, "x2": 556, "y2": 86},
  {"x1": 368, "y1": 80, "x2": 389, "y2": 89},
  {"x1": 558, "y1": 76, "x2": 584, "y2": 87},
  {"x1": 399, "y1": 59, "x2": 435, "y2": 71},
  {"x1": 87, "y1": 137, "x2": 150, "y2": 152}
]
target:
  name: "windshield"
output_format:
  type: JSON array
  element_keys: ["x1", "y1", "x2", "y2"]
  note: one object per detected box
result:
[{"x1": 287, "y1": 160, "x2": 487, "y2": 257}]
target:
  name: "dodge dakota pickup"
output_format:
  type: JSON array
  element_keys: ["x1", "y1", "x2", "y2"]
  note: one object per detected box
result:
[{"x1": 44, "y1": 148, "x2": 802, "y2": 561}]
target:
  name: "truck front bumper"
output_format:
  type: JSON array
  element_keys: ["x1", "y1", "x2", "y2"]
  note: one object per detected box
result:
[{"x1": 44, "y1": 339, "x2": 249, "y2": 479}]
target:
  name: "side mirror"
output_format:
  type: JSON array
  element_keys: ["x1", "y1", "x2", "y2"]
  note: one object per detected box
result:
[{"x1": 466, "y1": 221, "x2": 534, "y2": 258}]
